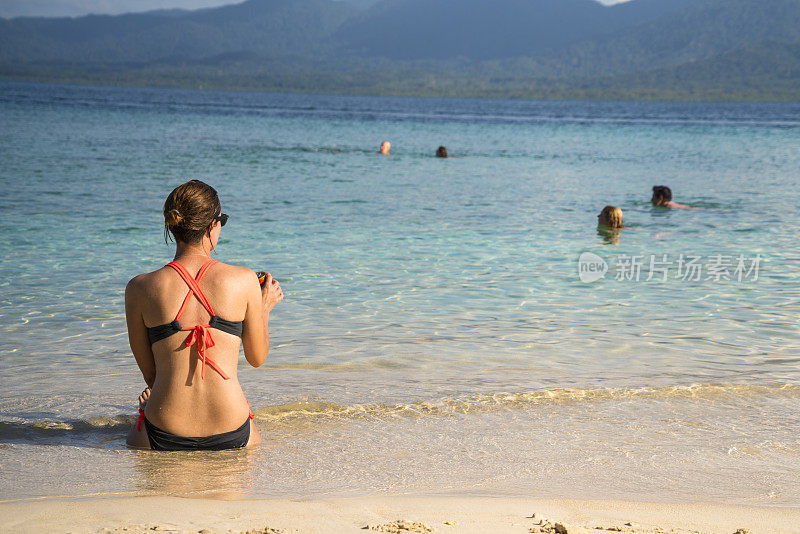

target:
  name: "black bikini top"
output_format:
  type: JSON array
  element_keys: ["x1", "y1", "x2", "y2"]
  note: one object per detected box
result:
[{"x1": 147, "y1": 316, "x2": 243, "y2": 344}]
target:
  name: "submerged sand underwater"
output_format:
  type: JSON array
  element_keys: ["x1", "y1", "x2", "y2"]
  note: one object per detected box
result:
[{"x1": 1, "y1": 82, "x2": 800, "y2": 530}]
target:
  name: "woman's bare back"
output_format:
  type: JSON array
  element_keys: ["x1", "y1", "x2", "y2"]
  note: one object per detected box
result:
[{"x1": 131, "y1": 260, "x2": 255, "y2": 437}]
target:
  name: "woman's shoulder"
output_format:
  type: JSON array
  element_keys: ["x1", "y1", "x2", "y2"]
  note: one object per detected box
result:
[
  {"x1": 125, "y1": 265, "x2": 174, "y2": 296},
  {"x1": 127, "y1": 262, "x2": 257, "y2": 296},
  {"x1": 208, "y1": 262, "x2": 260, "y2": 288}
]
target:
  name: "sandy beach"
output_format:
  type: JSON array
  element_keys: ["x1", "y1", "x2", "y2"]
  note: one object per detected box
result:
[{"x1": 1, "y1": 495, "x2": 798, "y2": 534}]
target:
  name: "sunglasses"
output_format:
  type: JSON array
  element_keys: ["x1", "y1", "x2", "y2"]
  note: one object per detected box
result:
[{"x1": 214, "y1": 213, "x2": 229, "y2": 227}]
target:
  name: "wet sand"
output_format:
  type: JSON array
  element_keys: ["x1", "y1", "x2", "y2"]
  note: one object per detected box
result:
[{"x1": 1, "y1": 495, "x2": 798, "y2": 534}]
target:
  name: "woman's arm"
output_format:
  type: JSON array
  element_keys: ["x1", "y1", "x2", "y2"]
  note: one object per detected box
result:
[
  {"x1": 241, "y1": 270, "x2": 283, "y2": 368},
  {"x1": 125, "y1": 276, "x2": 156, "y2": 387}
]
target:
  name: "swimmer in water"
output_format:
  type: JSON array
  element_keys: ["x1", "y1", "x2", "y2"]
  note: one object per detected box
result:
[
  {"x1": 652, "y1": 185, "x2": 692, "y2": 209},
  {"x1": 436, "y1": 146, "x2": 448, "y2": 158},
  {"x1": 379, "y1": 141, "x2": 390, "y2": 155},
  {"x1": 597, "y1": 205, "x2": 625, "y2": 229},
  {"x1": 597, "y1": 206, "x2": 626, "y2": 245}
]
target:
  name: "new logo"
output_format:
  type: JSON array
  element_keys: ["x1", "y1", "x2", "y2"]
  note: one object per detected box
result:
[{"x1": 578, "y1": 252, "x2": 608, "y2": 283}]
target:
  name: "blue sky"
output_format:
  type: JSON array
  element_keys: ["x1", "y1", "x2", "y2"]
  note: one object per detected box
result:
[{"x1": 0, "y1": 0, "x2": 629, "y2": 19}]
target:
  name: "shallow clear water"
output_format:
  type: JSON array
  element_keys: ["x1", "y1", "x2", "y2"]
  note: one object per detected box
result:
[{"x1": 1, "y1": 81, "x2": 799, "y2": 504}]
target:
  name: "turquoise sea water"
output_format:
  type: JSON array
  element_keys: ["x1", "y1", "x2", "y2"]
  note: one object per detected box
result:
[{"x1": 1, "y1": 81, "x2": 799, "y2": 504}]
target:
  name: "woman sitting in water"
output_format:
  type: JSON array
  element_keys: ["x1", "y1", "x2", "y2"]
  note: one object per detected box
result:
[
  {"x1": 125, "y1": 180, "x2": 283, "y2": 450},
  {"x1": 651, "y1": 185, "x2": 692, "y2": 209}
]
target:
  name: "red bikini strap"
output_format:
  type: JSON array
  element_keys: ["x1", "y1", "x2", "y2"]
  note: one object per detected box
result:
[
  {"x1": 167, "y1": 260, "x2": 218, "y2": 319},
  {"x1": 195, "y1": 259, "x2": 216, "y2": 283},
  {"x1": 173, "y1": 260, "x2": 218, "y2": 319},
  {"x1": 174, "y1": 291, "x2": 195, "y2": 322}
]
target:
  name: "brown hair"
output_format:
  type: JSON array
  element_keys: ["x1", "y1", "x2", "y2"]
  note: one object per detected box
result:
[
  {"x1": 436, "y1": 146, "x2": 448, "y2": 158},
  {"x1": 598, "y1": 205, "x2": 623, "y2": 229},
  {"x1": 163, "y1": 179, "x2": 221, "y2": 244},
  {"x1": 652, "y1": 185, "x2": 672, "y2": 205}
]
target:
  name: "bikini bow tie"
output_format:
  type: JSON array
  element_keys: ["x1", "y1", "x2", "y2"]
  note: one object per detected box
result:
[{"x1": 184, "y1": 324, "x2": 216, "y2": 380}]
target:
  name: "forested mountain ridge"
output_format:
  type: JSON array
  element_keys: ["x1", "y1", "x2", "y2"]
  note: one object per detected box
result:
[
  {"x1": 0, "y1": 0, "x2": 355, "y2": 62},
  {"x1": 2, "y1": 0, "x2": 799, "y2": 101}
]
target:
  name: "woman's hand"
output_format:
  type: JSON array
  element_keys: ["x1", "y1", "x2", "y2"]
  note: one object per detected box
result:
[
  {"x1": 138, "y1": 387, "x2": 151, "y2": 410},
  {"x1": 261, "y1": 273, "x2": 284, "y2": 313}
]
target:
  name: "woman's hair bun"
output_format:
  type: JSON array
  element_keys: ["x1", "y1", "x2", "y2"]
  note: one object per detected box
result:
[
  {"x1": 166, "y1": 208, "x2": 183, "y2": 227},
  {"x1": 163, "y1": 180, "x2": 221, "y2": 244}
]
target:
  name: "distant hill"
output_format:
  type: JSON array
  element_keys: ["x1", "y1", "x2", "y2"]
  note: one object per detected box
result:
[
  {"x1": 595, "y1": 41, "x2": 800, "y2": 98},
  {"x1": 335, "y1": 0, "x2": 616, "y2": 60},
  {"x1": 0, "y1": 0, "x2": 355, "y2": 62},
  {"x1": 334, "y1": 0, "x2": 697, "y2": 60},
  {"x1": 540, "y1": 0, "x2": 800, "y2": 77},
  {"x1": 1, "y1": 0, "x2": 799, "y2": 101}
]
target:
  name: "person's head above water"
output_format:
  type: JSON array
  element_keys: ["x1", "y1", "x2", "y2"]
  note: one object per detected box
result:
[
  {"x1": 598, "y1": 205, "x2": 623, "y2": 229},
  {"x1": 163, "y1": 179, "x2": 224, "y2": 244},
  {"x1": 379, "y1": 141, "x2": 391, "y2": 155},
  {"x1": 651, "y1": 185, "x2": 673, "y2": 206},
  {"x1": 436, "y1": 146, "x2": 448, "y2": 158}
]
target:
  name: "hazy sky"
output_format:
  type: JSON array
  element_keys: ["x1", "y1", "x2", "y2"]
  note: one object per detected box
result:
[
  {"x1": 0, "y1": 0, "x2": 630, "y2": 19},
  {"x1": 0, "y1": 0, "x2": 235, "y2": 18}
]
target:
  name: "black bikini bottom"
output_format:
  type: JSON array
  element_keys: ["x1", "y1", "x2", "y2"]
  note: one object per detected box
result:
[{"x1": 144, "y1": 417, "x2": 250, "y2": 451}]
